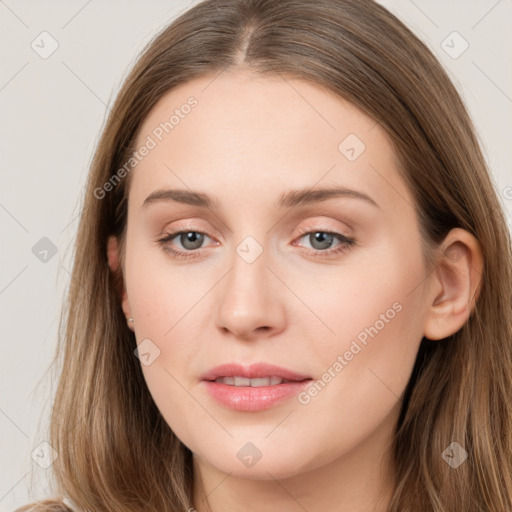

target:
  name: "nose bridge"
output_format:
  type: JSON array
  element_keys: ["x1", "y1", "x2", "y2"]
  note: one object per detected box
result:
[
  {"x1": 215, "y1": 233, "x2": 285, "y2": 338},
  {"x1": 231, "y1": 235, "x2": 268, "y2": 293}
]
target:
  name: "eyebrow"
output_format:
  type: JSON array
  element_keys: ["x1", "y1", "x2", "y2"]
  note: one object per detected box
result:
[{"x1": 141, "y1": 186, "x2": 379, "y2": 210}]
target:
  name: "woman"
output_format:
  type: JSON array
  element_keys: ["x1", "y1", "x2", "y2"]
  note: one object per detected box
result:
[{"x1": 17, "y1": 0, "x2": 512, "y2": 510}]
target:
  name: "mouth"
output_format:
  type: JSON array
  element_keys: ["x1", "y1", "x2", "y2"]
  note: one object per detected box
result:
[
  {"x1": 210, "y1": 376, "x2": 307, "y2": 386},
  {"x1": 201, "y1": 363, "x2": 313, "y2": 411},
  {"x1": 201, "y1": 362, "x2": 311, "y2": 382}
]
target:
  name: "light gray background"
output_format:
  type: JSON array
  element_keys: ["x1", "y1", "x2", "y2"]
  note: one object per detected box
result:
[{"x1": 1, "y1": 1, "x2": 511, "y2": 510}]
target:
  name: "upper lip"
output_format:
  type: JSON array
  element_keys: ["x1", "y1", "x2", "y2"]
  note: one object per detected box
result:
[{"x1": 201, "y1": 363, "x2": 311, "y2": 382}]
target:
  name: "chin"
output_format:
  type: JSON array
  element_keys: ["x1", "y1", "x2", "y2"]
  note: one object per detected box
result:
[{"x1": 196, "y1": 445, "x2": 315, "y2": 481}]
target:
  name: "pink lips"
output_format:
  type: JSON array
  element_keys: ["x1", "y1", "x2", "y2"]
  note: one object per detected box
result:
[
  {"x1": 201, "y1": 363, "x2": 312, "y2": 412},
  {"x1": 201, "y1": 362, "x2": 311, "y2": 382}
]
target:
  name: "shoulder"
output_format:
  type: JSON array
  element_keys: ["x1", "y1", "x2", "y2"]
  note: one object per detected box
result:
[{"x1": 14, "y1": 499, "x2": 75, "y2": 512}]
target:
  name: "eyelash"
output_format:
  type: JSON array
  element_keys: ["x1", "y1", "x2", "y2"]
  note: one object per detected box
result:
[{"x1": 157, "y1": 227, "x2": 356, "y2": 260}]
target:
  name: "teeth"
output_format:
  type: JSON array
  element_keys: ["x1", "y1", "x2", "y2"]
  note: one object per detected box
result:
[
  {"x1": 234, "y1": 376, "x2": 251, "y2": 386},
  {"x1": 214, "y1": 376, "x2": 288, "y2": 386},
  {"x1": 250, "y1": 377, "x2": 271, "y2": 387}
]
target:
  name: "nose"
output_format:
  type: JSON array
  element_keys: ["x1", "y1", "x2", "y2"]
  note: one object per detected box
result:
[{"x1": 215, "y1": 243, "x2": 286, "y2": 341}]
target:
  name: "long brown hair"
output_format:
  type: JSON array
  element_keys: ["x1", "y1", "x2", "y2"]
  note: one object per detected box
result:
[{"x1": 16, "y1": 0, "x2": 512, "y2": 510}]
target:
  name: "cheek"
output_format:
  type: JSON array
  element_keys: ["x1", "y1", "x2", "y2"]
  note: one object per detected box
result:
[
  {"x1": 299, "y1": 243, "x2": 426, "y2": 396},
  {"x1": 139, "y1": 361, "x2": 209, "y2": 453},
  {"x1": 126, "y1": 243, "x2": 207, "y2": 339},
  {"x1": 125, "y1": 241, "x2": 241, "y2": 393},
  {"x1": 125, "y1": 247, "x2": 209, "y2": 436},
  {"x1": 316, "y1": 258, "x2": 419, "y2": 323}
]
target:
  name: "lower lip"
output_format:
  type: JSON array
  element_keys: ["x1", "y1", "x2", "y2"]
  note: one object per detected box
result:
[{"x1": 202, "y1": 380, "x2": 312, "y2": 411}]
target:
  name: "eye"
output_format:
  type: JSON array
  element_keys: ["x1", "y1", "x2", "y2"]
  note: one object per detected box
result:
[
  {"x1": 157, "y1": 227, "x2": 356, "y2": 260},
  {"x1": 157, "y1": 230, "x2": 214, "y2": 260},
  {"x1": 171, "y1": 231, "x2": 206, "y2": 250},
  {"x1": 293, "y1": 228, "x2": 356, "y2": 257}
]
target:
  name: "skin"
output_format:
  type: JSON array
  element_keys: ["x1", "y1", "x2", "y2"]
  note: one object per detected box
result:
[{"x1": 107, "y1": 69, "x2": 483, "y2": 511}]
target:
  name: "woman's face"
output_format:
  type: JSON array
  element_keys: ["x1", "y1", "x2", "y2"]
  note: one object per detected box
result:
[{"x1": 113, "y1": 70, "x2": 432, "y2": 480}]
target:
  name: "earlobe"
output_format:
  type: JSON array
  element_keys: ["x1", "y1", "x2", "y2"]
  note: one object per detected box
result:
[
  {"x1": 423, "y1": 228, "x2": 484, "y2": 341},
  {"x1": 107, "y1": 235, "x2": 133, "y2": 329}
]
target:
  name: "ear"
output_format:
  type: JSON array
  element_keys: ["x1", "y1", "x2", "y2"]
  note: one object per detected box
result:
[
  {"x1": 107, "y1": 235, "x2": 133, "y2": 329},
  {"x1": 423, "y1": 228, "x2": 484, "y2": 341}
]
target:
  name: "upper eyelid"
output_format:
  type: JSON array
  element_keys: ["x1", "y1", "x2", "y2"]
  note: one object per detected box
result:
[{"x1": 160, "y1": 216, "x2": 351, "y2": 238}]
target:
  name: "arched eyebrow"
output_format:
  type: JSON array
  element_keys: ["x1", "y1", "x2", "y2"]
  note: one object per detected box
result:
[{"x1": 141, "y1": 186, "x2": 379, "y2": 210}]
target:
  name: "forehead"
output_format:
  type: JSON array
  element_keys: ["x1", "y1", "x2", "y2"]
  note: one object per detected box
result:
[{"x1": 129, "y1": 69, "x2": 411, "y2": 213}]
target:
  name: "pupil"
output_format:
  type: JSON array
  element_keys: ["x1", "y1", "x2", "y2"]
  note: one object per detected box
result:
[{"x1": 181, "y1": 232, "x2": 203, "y2": 249}]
